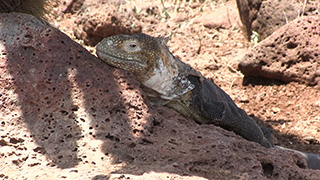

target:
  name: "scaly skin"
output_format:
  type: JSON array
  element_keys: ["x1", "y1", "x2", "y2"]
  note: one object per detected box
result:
[{"x1": 96, "y1": 33, "x2": 320, "y2": 169}]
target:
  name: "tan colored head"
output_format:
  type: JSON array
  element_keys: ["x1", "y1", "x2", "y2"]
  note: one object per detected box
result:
[{"x1": 96, "y1": 33, "x2": 171, "y2": 82}]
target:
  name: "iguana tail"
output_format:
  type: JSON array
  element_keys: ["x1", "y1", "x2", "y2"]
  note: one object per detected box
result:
[{"x1": 276, "y1": 146, "x2": 320, "y2": 169}]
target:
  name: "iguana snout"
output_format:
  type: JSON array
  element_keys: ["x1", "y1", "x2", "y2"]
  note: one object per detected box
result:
[
  {"x1": 96, "y1": 36, "x2": 147, "y2": 72},
  {"x1": 96, "y1": 34, "x2": 164, "y2": 82}
]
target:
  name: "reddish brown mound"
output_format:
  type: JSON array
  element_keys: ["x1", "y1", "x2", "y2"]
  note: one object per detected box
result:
[
  {"x1": 73, "y1": 1, "x2": 142, "y2": 46},
  {"x1": 236, "y1": 0, "x2": 319, "y2": 40},
  {"x1": 238, "y1": 16, "x2": 320, "y2": 86}
]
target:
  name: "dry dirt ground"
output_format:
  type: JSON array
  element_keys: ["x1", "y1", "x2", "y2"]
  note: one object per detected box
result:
[{"x1": 1, "y1": 0, "x2": 320, "y2": 179}]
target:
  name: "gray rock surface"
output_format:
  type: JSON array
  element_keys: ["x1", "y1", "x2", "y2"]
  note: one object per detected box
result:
[{"x1": 238, "y1": 16, "x2": 320, "y2": 86}]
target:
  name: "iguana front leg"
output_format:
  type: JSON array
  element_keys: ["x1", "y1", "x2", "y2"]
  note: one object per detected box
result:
[
  {"x1": 167, "y1": 96, "x2": 273, "y2": 148},
  {"x1": 200, "y1": 100, "x2": 273, "y2": 148}
]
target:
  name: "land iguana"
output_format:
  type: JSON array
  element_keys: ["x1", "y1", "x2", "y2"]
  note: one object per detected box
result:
[{"x1": 96, "y1": 33, "x2": 320, "y2": 169}]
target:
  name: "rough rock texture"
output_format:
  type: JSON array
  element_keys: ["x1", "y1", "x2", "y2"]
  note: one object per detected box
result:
[
  {"x1": 1, "y1": 13, "x2": 320, "y2": 180},
  {"x1": 238, "y1": 15, "x2": 320, "y2": 86},
  {"x1": 236, "y1": 0, "x2": 319, "y2": 40},
  {"x1": 73, "y1": 1, "x2": 142, "y2": 46}
]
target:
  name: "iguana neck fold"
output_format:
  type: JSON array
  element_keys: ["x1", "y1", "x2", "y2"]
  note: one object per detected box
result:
[{"x1": 142, "y1": 56, "x2": 196, "y2": 100}]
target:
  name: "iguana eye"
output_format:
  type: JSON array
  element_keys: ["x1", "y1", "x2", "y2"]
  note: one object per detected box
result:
[{"x1": 123, "y1": 40, "x2": 141, "y2": 52}]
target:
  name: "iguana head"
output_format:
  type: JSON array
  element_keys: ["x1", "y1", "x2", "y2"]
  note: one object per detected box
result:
[
  {"x1": 96, "y1": 33, "x2": 175, "y2": 81},
  {"x1": 96, "y1": 33, "x2": 195, "y2": 100}
]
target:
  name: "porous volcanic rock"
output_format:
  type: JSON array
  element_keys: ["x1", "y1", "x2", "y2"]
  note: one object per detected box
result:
[
  {"x1": 238, "y1": 15, "x2": 320, "y2": 86},
  {"x1": 236, "y1": 0, "x2": 319, "y2": 40},
  {"x1": 73, "y1": 1, "x2": 142, "y2": 46},
  {"x1": 1, "y1": 13, "x2": 320, "y2": 179}
]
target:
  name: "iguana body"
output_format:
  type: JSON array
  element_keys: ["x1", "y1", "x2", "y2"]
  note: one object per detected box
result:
[{"x1": 96, "y1": 33, "x2": 320, "y2": 169}]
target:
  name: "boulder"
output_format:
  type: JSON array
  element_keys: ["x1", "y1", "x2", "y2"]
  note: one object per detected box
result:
[
  {"x1": 238, "y1": 16, "x2": 320, "y2": 86},
  {"x1": 194, "y1": 1, "x2": 240, "y2": 29},
  {"x1": 236, "y1": 0, "x2": 319, "y2": 40},
  {"x1": 73, "y1": 1, "x2": 142, "y2": 46}
]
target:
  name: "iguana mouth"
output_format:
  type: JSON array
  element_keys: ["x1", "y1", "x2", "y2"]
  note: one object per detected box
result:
[{"x1": 96, "y1": 50, "x2": 147, "y2": 69}]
